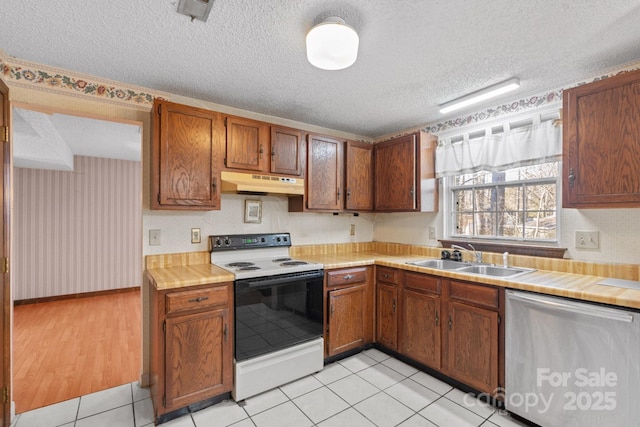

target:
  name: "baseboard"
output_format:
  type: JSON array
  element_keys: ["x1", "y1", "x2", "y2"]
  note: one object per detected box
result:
[{"x1": 13, "y1": 286, "x2": 140, "y2": 306}]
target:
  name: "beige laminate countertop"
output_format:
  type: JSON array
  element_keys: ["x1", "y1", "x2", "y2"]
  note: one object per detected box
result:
[
  {"x1": 296, "y1": 252, "x2": 640, "y2": 310},
  {"x1": 146, "y1": 263, "x2": 235, "y2": 290},
  {"x1": 145, "y1": 250, "x2": 640, "y2": 309}
]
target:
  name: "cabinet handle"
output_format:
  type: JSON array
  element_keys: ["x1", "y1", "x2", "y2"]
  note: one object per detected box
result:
[
  {"x1": 330, "y1": 304, "x2": 334, "y2": 316},
  {"x1": 382, "y1": 273, "x2": 390, "y2": 279},
  {"x1": 259, "y1": 144, "x2": 264, "y2": 159},
  {"x1": 410, "y1": 187, "x2": 414, "y2": 197},
  {"x1": 435, "y1": 310, "x2": 439, "y2": 326},
  {"x1": 271, "y1": 149, "x2": 275, "y2": 158},
  {"x1": 568, "y1": 167, "x2": 576, "y2": 188},
  {"x1": 343, "y1": 274, "x2": 354, "y2": 280},
  {"x1": 347, "y1": 189, "x2": 351, "y2": 200},
  {"x1": 223, "y1": 323, "x2": 228, "y2": 342},
  {"x1": 392, "y1": 299, "x2": 396, "y2": 313},
  {"x1": 212, "y1": 177, "x2": 217, "y2": 189},
  {"x1": 188, "y1": 296, "x2": 209, "y2": 303},
  {"x1": 448, "y1": 314, "x2": 452, "y2": 331},
  {"x1": 337, "y1": 187, "x2": 341, "y2": 202}
]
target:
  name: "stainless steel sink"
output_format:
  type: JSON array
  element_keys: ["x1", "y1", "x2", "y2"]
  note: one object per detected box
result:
[
  {"x1": 406, "y1": 259, "x2": 536, "y2": 278},
  {"x1": 457, "y1": 264, "x2": 535, "y2": 278},
  {"x1": 406, "y1": 259, "x2": 472, "y2": 270}
]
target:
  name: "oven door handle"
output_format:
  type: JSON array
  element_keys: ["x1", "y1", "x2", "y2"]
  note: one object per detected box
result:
[{"x1": 239, "y1": 272, "x2": 323, "y2": 289}]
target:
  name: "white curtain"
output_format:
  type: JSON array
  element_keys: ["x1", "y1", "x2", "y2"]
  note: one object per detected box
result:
[{"x1": 435, "y1": 121, "x2": 562, "y2": 178}]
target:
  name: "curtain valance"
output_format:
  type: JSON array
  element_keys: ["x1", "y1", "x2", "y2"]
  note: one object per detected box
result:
[{"x1": 435, "y1": 121, "x2": 562, "y2": 178}]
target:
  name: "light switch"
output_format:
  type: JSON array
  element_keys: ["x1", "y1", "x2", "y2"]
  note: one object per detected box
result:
[{"x1": 575, "y1": 230, "x2": 599, "y2": 249}]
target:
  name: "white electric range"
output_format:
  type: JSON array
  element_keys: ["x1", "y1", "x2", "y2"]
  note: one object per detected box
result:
[{"x1": 209, "y1": 233, "x2": 324, "y2": 401}]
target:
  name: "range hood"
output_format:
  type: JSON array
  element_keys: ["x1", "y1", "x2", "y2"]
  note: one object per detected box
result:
[{"x1": 220, "y1": 171, "x2": 304, "y2": 196}]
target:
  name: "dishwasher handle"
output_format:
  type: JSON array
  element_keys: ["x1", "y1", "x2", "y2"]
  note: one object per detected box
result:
[{"x1": 507, "y1": 291, "x2": 634, "y2": 323}]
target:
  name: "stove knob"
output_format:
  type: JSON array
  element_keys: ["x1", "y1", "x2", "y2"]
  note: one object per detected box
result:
[
  {"x1": 283, "y1": 236, "x2": 288, "y2": 242},
  {"x1": 261, "y1": 237, "x2": 266, "y2": 243},
  {"x1": 276, "y1": 237, "x2": 281, "y2": 243},
  {"x1": 224, "y1": 237, "x2": 230, "y2": 246},
  {"x1": 215, "y1": 238, "x2": 222, "y2": 247}
]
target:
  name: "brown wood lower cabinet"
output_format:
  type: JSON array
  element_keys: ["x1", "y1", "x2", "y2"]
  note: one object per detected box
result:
[
  {"x1": 325, "y1": 267, "x2": 373, "y2": 357},
  {"x1": 400, "y1": 272, "x2": 441, "y2": 369},
  {"x1": 444, "y1": 300, "x2": 499, "y2": 393},
  {"x1": 149, "y1": 279, "x2": 233, "y2": 420},
  {"x1": 375, "y1": 266, "x2": 401, "y2": 351},
  {"x1": 443, "y1": 279, "x2": 502, "y2": 395},
  {"x1": 377, "y1": 267, "x2": 504, "y2": 396}
]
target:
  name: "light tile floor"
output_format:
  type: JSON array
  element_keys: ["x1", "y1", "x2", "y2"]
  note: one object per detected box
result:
[{"x1": 11, "y1": 349, "x2": 530, "y2": 427}]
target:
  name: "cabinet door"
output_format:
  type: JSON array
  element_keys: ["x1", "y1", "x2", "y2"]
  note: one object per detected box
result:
[
  {"x1": 153, "y1": 100, "x2": 221, "y2": 209},
  {"x1": 374, "y1": 134, "x2": 417, "y2": 211},
  {"x1": 376, "y1": 282, "x2": 398, "y2": 350},
  {"x1": 225, "y1": 116, "x2": 268, "y2": 172},
  {"x1": 306, "y1": 134, "x2": 344, "y2": 211},
  {"x1": 345, "y1": 141, "x2": 373, "y2": 211},
  {"x1": 402, "y1": 289, "x2": 441, "y2": 369},
  {"x1": 164, "y1": 308, "x2": 232, "y2": 411},
  {"x1": 327, "y1": 285, "x2": 366, "y2": 356},
  {"x1": 563, "y1": 69, "x2": 640, "y2": 207},
  {"x1": 271, "y1": 126, "x2": 303, "y2": 176},
  {"x1": 446, "y1": 301, "x2": 498, "y2": 394}
]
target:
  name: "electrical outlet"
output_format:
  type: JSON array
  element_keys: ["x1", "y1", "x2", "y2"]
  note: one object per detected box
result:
[
  {"x1": 429, "y1": 226, "x2": 437, "y2": 240},
  {"x1": 149, "y1": 229, "x2": 161, "y2": 246},
  {"x1": 350, "y1": 224, "x2": 356, "y2": 236},
  {"x1": 191, "y1": 228, "x2": 201, "y2": 244},
  {"x1": 575, "y1": 230, "x2": 599, "y2": 249}
]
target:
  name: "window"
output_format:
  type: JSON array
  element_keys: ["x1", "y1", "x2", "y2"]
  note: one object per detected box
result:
[{"x1": 450, "y1": 161, "x2": 559, "y2": 241}]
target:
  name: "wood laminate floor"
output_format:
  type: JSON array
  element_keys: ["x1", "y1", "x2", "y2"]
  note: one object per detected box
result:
[{"x1": 13, "y1": 289, "x2": 141, "y2": 414}]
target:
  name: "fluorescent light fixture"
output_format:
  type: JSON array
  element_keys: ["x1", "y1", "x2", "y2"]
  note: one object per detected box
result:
[
  {"x1": 306, "y1": 17, "x2": 359, "y2": 71},
  {"x1": 439, "y1": 78, "x2": 520, "y2": 114}
]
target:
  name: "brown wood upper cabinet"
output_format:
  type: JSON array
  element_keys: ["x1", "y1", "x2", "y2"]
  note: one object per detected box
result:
[
  {"x1": 290, "y1": 133, "x2": 344, "y2": 211},
  {"x1": 224, "y1": 117, "x2": 303, "y2": 177},
  {"x1": 151, "y1": 99, "x2": 223, "y2": 210},
  {"x1": 224, "y1": 116, "x2": 270, "y2": 172},
  {"x1": 345, "y1": 141, "x2": 373, "y2": 211},
  {"x1": 563, "y1": 68, "x2": 640, "y2": 208},
  {"x1": 271, "y1": 126, "x2": 303, "y2": 176},
  {"x1": 374, "y1": 131, "x2": 438, "y2": 212}
]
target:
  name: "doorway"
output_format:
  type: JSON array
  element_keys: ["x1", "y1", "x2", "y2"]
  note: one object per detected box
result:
[{"x1": 11, "y1": 107, "x2": 143, "y2": 413}]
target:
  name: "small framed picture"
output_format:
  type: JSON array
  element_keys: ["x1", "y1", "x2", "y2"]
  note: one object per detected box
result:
[{"x1": 244, "y1": 199, "x2": 262, "y2": 223}]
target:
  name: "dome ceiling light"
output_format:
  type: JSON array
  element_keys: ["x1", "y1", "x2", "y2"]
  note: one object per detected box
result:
[{"x1": 306, "y1": 17, "x2": 359, "y2": 71}]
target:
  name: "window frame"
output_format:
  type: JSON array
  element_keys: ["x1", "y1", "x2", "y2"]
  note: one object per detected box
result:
[{"x1": 445, "y1": 162, "x2": 561, "y2": 244}]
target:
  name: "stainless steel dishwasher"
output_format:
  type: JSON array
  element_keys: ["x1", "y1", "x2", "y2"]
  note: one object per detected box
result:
[{"x1": 505, "y1": 290, "x2": 640, "y2": 427}]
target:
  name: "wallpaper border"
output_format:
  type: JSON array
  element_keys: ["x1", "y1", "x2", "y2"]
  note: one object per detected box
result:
[{"x1": 0, "y1": 49, "x2": 169, "y2": 110}]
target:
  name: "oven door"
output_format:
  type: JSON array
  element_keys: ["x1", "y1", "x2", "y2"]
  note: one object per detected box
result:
[{"x1": 234, "y1": 270, "x2": 324, "y2": 362}]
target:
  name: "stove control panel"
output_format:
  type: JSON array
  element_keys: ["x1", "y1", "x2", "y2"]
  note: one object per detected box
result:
[{"x1": 209, "y1": 233, "x2": 291, "y2": 251}]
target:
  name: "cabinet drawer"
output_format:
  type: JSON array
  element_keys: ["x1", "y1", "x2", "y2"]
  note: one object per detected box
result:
[
  {"x1": 405, "y1": 272, "x2": 441, "y2": 295},
  {"x1": 376, "y1": 267, "x2": 400, "y2": 285},
  {"x1": 449, "y1": 281, "x2": 499, "y2": 310},
  {"x1": 327, "y1": 268, "x2": 367, "y2": 287},
  {"x1": 166, "y1": 286, "x2": 229, "y2": 315}
]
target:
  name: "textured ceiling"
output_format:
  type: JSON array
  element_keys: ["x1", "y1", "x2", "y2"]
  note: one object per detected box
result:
[
  {"x1": 2, "y1": 0, "x2": 640, "y2": 138},
  {"x1": 13, "y1": 109, "x2": 141, "y2": 169}
]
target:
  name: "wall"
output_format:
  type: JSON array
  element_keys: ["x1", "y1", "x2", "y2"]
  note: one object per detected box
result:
[
  {"x1": 13, "y1": 156, "x2": 142, "y2": 300},
  {"x1": 143, "y1": 194, "x2": 374, "y2": 255},
  {"x1": 372, "y1": 62, "x2": 640, "y2": 266}
]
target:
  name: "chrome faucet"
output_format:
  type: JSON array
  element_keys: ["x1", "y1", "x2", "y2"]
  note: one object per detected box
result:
[{"x1": 451, "y1": 244, "x2": 483, "y2": 264}]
